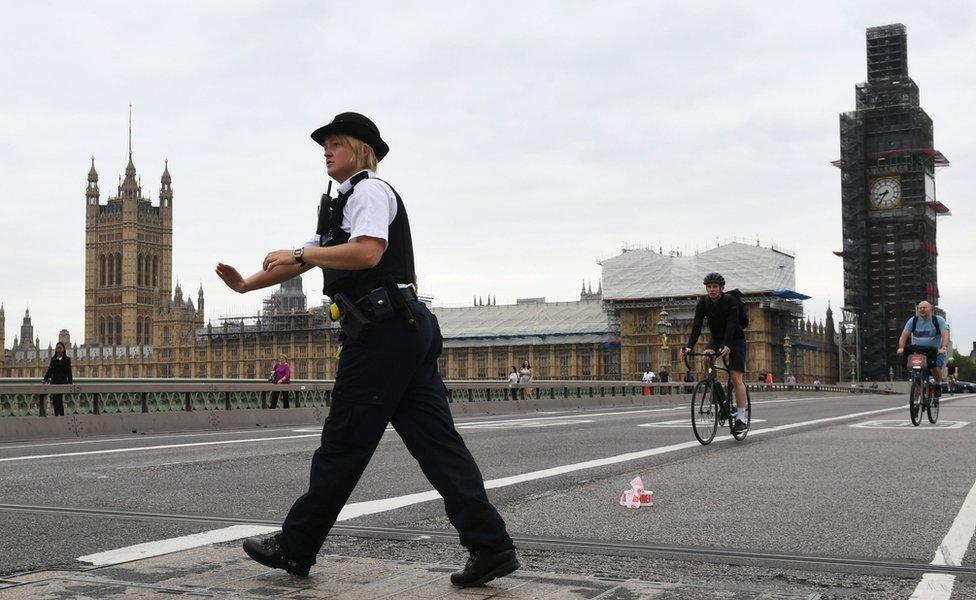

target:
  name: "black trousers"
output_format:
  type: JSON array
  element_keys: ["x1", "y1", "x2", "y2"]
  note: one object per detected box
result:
[
  {"x1": 269, "y1": 390, "x2": 290, "y2": 409},
  {"x1": 50, "y1": 393, "x2": 65, "y2": 416},
  {"x1": 280, "y1": 301, "x2": 513, "y2": 564}
]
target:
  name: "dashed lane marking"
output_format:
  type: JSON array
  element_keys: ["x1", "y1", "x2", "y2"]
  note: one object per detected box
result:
[
  {"x1": 851, "y1": 420, "x2": 969, "y2": 430},
  {"x1": 909, "y1": 473, "x2": 976, "y2": 599}
]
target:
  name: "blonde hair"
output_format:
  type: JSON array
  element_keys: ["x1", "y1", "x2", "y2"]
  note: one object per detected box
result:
[
  {"x1": 279, "y1": 354, "x2": 288, "y2": 362},
  {"x1": 329, "y1": 134, "x2": 378, "y2": 172}
]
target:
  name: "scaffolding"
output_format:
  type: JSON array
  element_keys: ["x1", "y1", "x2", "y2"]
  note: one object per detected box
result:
[{"x1": 837, "y1": 24, "x2": 948, "y2": 381}]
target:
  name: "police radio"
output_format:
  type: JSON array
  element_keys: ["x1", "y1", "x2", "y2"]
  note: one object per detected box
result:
[{"x1": 315, "y1": 181, "x2": 334, "y2": 246}]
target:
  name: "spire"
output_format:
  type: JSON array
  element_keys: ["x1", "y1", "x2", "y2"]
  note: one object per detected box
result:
[
  {"x1": 159, "y1": 159, "x2": 173, "y2": 208},
  {"x1": 128, "y1": 103, "x2": 133, "y2": 162},
  {"x1": 88, "y1": 156, "x2": 98, "y2": 182},
  {"x1": 119, "y1": 105, "x2": 140, "y2": 199}
]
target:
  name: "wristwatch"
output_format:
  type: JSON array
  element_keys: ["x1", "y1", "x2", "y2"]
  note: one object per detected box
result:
[{"x1": 293, "y1": 247, "x2": 305, "y2": 265}]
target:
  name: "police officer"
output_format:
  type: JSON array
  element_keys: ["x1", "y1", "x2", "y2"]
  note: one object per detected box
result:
[{"x1": 215, "y1": 112, "x2": 519, "y2": 587}]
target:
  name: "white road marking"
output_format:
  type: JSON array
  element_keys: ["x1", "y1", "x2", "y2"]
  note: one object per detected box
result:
[
  {"x1": 77, "y1": 525, "x2": 280, "y2": 566},
  {"x1": 851, "y1": 420, "x2": 969, "y2": 430},
  {"x1": 460, "y1": 419, "x2": 593, "y2": 430},
  {"x1": 74, "y1": 401, "x2": 907, "y2": 566},
  {"x1": 0, "y1": 434, "x2": 321, "y2": 463},
  {"x1": 909, "y1": 474, "x2": 976, "y2": 600},
  {"x1": 638, "y1": 419, "x2": 767, "y2": 428}
]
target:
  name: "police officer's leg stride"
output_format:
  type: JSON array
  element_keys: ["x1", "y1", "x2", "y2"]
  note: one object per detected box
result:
[{"x1": 219, "y1": 113, "x2": 518, "y2": 587}]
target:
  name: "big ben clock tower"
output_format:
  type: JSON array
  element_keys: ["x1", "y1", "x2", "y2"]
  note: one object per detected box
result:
[{"x1": 837, "y1": 23, "x2": 950, "y2": 381}]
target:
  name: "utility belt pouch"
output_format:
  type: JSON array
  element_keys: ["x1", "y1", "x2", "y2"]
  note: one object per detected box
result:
[
  {"x1": 380, "y1": 278, "x2": 417, "y2": 330},
  {"x1": 334, "y1": 292, "x2": 371, "y2": 341},
  {"x1": 366, "y1": 288, "x2": 396, "y2": 321}
]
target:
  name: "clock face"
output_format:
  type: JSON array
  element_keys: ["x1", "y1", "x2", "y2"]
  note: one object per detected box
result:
[{"x1": 868, "y1": 176, "x2": 902, "y2": 210}]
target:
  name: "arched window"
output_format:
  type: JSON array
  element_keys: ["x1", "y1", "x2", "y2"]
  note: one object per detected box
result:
[
  {"x1": 99, "y1": 255, "x2": 106, "y2": 287},
  {"x1": 146, "y1": 318, "x2": 152, "y2": 344},
  {"x1": 115, "y1": 253, "x2": 122, "y2": 285},
  {"x1": 136, "y1": 318, "x2": 143, "y2": 345},
  {"x1": 152, "y1": 256, "x2": 158, "y2": 288},
  {"x1": 144, "y1": 255, "x2": 151, "y2": 286},
  {"x1": 137, "y1": 254, "x2": 143, "y2": 287},
  {"x1": 115, "y1": 315, "x2": 122, "y2": 345},
  {"x1": 107, "y1": 256, "x2": 114, "y2": 287},
  {"x1": 99, "y1": 317, "x2": 106, "y2": 343}
]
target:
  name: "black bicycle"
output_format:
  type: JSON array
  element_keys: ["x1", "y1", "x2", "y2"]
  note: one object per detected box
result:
[
  {"x1": 905, "y1": 345, "x2": 939, "y2": 426},
  {"x1": 685, "y1": 351, "x2": 752, "y2": 445}
]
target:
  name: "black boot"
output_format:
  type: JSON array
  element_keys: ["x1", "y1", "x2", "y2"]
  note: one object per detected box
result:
[
  {"x1": 242, "y1": 535, "x2": 311, "y2": 577},
  {"x1": 450, "y1": 549, "x2": 520, "y2": 587}
]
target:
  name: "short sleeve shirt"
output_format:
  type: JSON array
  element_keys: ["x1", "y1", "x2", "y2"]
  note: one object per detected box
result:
[
  {"x1": 903, "y1": 315, "x2": 948, "y2": 349},
  {"x1": 304, "y1": 170, "x2": 397, "y2": 248}
]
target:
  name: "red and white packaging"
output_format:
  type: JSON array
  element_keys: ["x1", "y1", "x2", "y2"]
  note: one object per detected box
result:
[{"x1": 618, "y1": 476, "x2": 654, "y2": 509}]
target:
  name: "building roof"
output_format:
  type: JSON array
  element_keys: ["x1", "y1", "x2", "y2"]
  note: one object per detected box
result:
[
  {"x1": 600, "y1": 242, "x2": 796, "y2": 301},
  {"x1": 432, "y1": 298, "x2": 614, "y2": 347}
]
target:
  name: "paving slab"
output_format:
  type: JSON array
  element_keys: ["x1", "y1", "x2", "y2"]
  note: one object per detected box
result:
[{"x1": 0, "y1": 544, "x2": 829, "y2": 599}]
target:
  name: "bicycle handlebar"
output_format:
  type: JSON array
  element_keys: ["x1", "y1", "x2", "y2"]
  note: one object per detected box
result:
[{"x1": 682, "y1": 350, "x2": 729, "y2": 372}]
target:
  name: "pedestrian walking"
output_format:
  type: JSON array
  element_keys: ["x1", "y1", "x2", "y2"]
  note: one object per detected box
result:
[
  {"x1": 216, "y1": 112, "x2": 518, "y2": 587},
  {"x1": 269, "y1": 354, "x2": 291, "y2": 408},
  {"x1": 42, "y1": 342, "x2": 72, "y2": 416}
]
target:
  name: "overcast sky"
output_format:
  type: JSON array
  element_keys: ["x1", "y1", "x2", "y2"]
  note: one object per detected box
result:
[{"x1": 1, "y1": 1, "x2": 974, "y2": 355}]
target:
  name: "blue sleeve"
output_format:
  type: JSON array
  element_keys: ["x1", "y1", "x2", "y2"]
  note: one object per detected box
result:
[
  {"x1": 902, "y1": 318, "x2": 914, "y2": 333},
  {"x1": 937, "y1": 316, "x2": 949, "y2": 330}
]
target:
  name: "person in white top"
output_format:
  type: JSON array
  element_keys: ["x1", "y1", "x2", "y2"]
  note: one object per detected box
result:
[{"x1": 507, "y1": 366, "x2": 520, "y2": 401}]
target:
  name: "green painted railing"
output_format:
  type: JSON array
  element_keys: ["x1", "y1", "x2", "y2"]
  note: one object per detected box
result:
[{"x1": 0, "y1": 378, "x2": 872, "y2": 418}]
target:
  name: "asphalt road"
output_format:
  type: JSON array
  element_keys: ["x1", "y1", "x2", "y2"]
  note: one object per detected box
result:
[{"x1": 2, "y1": 391, "x2": 975, "y2": 598}]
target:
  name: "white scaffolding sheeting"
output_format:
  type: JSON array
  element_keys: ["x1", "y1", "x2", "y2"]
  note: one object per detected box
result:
[
  {"x1": 432, "y1": 298, "x2": 612, "y2": 343},
  {"x1": 601, "y1": 242, "x2": 796, "y2": 300}
]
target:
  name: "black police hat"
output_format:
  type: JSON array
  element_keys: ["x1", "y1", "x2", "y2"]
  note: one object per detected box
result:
[{"x1": 310, "y1": 112, "x2": 389, "y2": 161}]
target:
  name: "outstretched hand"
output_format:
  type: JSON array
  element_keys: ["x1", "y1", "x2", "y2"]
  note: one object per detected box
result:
[{"x1": 215, "y1": 263, "x2": 247, "y2": 293}]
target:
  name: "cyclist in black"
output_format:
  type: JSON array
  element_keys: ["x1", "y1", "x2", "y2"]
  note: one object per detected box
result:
[{"x1": 680, "y1": 272, "x2": 749, "y2": 432}]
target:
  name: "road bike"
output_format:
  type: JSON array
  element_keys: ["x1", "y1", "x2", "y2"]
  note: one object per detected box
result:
[
  {"x1": 684, "y1": 351, "x2": 751, "y2": 445},
  {"x1": 905, "y1": 345, "x2": 939, "y2": 426}
]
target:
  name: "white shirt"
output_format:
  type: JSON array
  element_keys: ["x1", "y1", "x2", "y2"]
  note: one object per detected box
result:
[{"x1": 305, "y1": 170, "x2": 397, "y2": 249}]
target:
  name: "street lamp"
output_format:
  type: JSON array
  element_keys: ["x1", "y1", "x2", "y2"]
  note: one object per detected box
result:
[
  {"x1": 657, "y1": 309, "x2": 672, "y2": 383},
  {"x1": 783, "y1": 334, "x2": 792, "y2": 379}
]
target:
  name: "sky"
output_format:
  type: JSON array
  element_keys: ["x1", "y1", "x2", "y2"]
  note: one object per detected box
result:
[{"x1": 1, "y1": 1, "x2": 974, "y2": 354}]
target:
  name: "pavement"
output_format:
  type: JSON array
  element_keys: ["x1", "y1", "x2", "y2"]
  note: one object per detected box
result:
[{"x1": 0, "y1": 542, "x2": 838, "y2": 599}]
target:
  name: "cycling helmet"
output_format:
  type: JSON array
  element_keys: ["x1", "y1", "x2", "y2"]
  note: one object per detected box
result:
[{"x1": 703, "y1": 272, "x2": 725, "y2": 285}]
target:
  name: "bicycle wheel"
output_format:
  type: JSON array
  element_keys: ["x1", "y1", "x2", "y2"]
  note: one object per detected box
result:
[
  {"x1": 927, "y1": 387, "x2": 940, "y2": 424},
  {"x1": 732, "y1": 385, "x2": 752, "y2": 441},
  {"x1": 909, "y1": 380, "x2": 922, "y2": 426},
  {"x1": 691, "y1": 379, "x2": 718, "y2": 445}
]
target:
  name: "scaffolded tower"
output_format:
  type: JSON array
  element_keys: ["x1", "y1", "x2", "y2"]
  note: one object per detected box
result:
[{"x1": 836, "y1": 24, "x2": 950, "y2": 381}]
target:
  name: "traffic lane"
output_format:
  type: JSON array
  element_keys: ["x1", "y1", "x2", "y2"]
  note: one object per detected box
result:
[
  {"x1": 0, "y1": 395, "x2": 902, "y2": 522},
  {"x1": 0, "y1": 391, "x2": 859, "y2": 459},
  {"x1": 405, "y1": 395, "x2": 976, "y2": 564},
  {"x1": 341, "y1": 394, "x2": 914, "y2": 529},
  {"x1": 0, "y1": 511, "x2": 214, "y2": 577}
]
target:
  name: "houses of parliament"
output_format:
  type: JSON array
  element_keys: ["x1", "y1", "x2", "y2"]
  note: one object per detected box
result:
[{"x1": 0, "y1": 138, "x2": 839, "y2": 384}]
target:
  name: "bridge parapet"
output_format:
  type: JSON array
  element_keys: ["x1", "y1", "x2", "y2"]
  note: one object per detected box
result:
[{"x1": 0, "y1": 379, "x2": 886, "y2": 418}]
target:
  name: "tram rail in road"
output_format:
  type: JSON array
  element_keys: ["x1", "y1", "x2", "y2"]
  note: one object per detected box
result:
[{"x1": 1, "y1": 502, "x2": 973, "y2": 581}]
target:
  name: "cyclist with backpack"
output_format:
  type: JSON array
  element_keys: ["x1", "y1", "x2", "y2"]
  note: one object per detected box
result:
[
  {"x1": 680, "y1": 273, "x2": 749, "y2": 433},
  {"x1": 896, "y1": 300, "x2": 950, "y2": 397}
]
